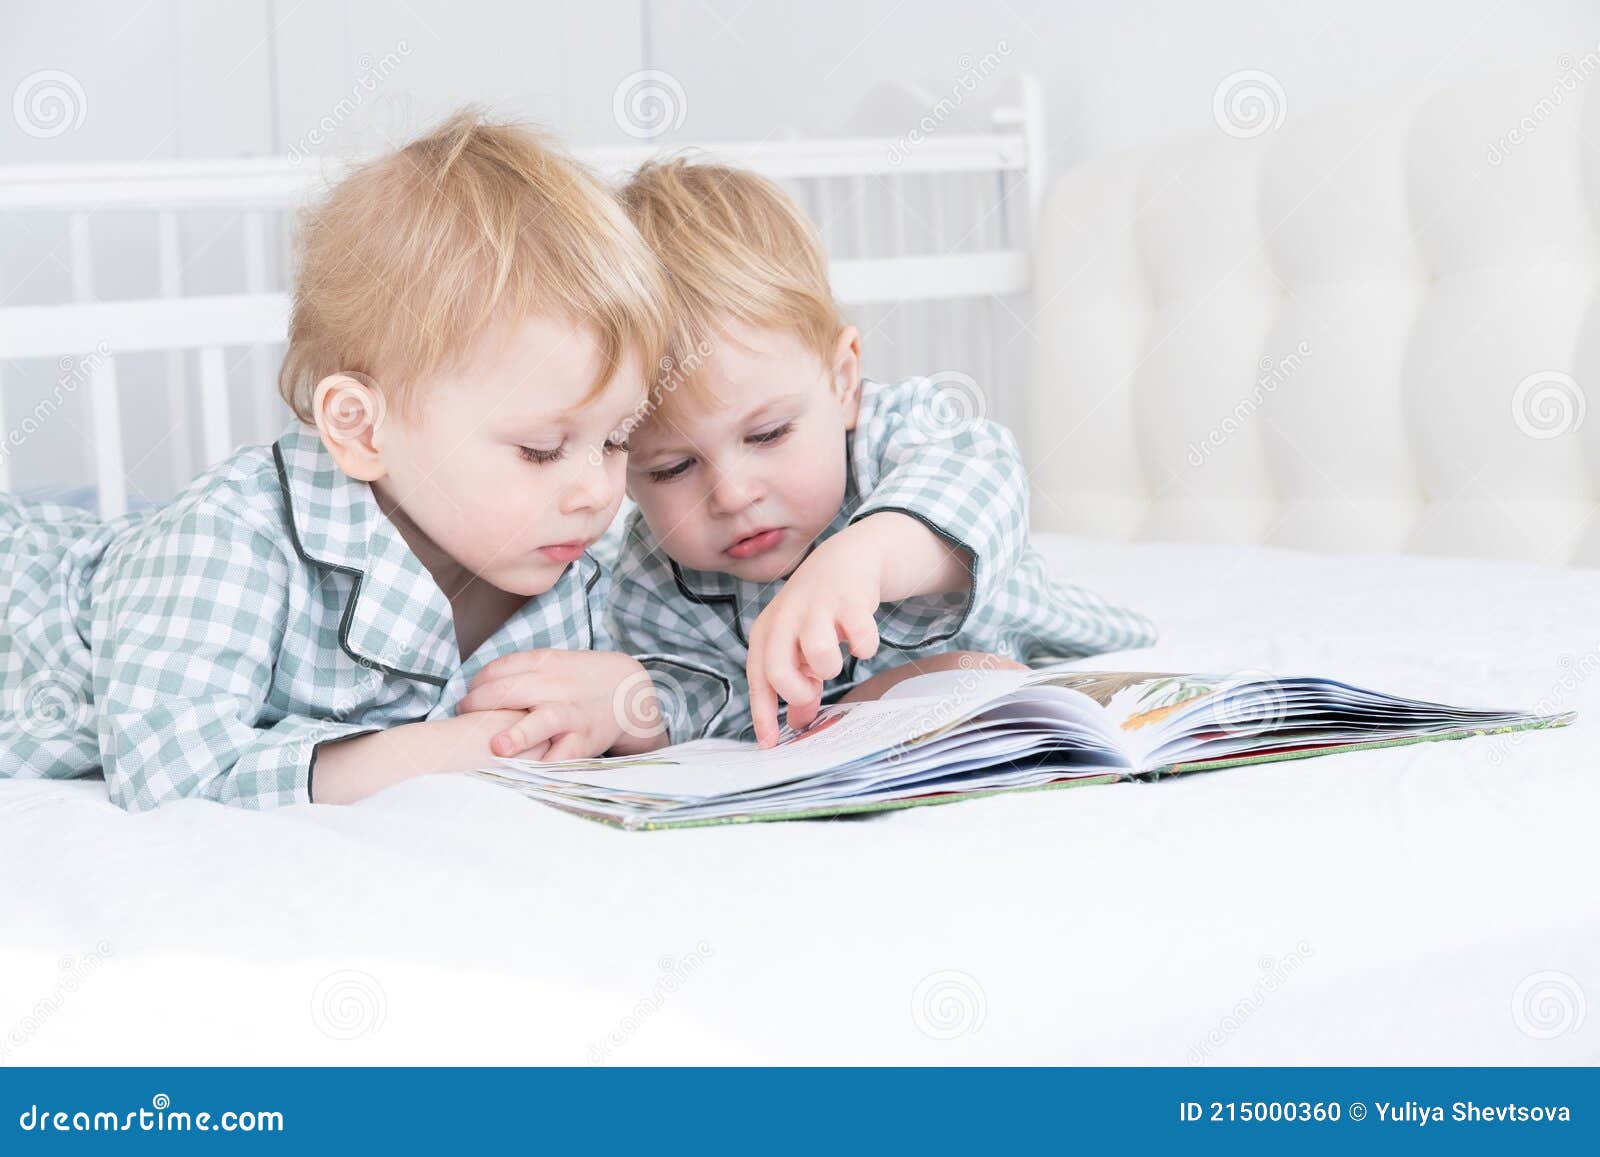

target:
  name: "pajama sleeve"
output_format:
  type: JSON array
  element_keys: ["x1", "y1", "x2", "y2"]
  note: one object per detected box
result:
[
  {"x1": 605, "y1": 541, "x2": 741, "y2": 745},
  {"x1": 848, "y1": 376, "x2": 1031, "y2": 649},
  {"x1": 91, "y1": 492, "x2": 378, "y2": 812}
]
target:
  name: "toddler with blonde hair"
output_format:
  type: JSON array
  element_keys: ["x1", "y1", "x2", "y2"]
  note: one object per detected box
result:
[
  {"x1": 602, "y1": 159, "x2": 1158, "y2": 748},
  {"x1": 1, "y1": 111, "x2": 671, "y2": 809}
]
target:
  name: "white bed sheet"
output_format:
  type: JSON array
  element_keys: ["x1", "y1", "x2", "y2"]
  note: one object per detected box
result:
[{"x1": 3, "y1": 534, "x2": 1597, "y2": 1065}]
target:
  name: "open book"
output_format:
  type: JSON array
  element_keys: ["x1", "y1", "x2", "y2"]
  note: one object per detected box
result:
[{"x1": 472, "y1": 664, "x2": 1576, "y2": 830}]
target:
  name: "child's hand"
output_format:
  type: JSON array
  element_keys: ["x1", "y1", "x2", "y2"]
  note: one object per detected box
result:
[
  {"x1": 457, "y1": 649, "x2": 664, "y2": 761},
  {"x1": 746, "y1": 512, "x2": 974, "y2": 748},
  {"x1": 746, "y1": 532, "x2": 882, "y2": 748}
]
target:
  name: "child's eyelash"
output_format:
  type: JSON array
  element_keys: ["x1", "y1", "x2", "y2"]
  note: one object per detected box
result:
[
  {"x1": 522, "y1": 436, "x2": 628, "y2": 465},
  {"x1": 518, "y1": 444, "x2": 564, "y2": 465},
  {"x1": 647, "y1": 459, "x2": 693, "y2": 484},
  {"x1": 642, "y1": 421, "x2": 791, "y2": 483},
  {"x1": 748, "y1": 421, "x2": 793, "y2": 446}
]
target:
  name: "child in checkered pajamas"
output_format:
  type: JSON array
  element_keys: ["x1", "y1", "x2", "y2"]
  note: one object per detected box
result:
[
  {"x1": 599, "y1": 160, "x2": 1159, "y2": 748},
  {"x1": 0, "y1": 113, "x2": 681, "y2": 810}
]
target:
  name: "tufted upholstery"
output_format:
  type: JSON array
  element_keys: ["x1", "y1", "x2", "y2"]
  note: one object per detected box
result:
[{"x1": 1026, "y1": 69, "x2": 1600, "y2": 567}]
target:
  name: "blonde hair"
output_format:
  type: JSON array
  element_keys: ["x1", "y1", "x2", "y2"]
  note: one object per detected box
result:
[
  {"x1": 618, "y1": 157, "x2": 843, "y2": 406},
  {"x1": 279, "y1": 109, "x2": 669, "y2": 422}
]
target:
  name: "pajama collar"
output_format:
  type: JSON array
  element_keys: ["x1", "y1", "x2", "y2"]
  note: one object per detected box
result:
[{"x1": 271, "y1": 423, "x2": 463, "y2": 686}]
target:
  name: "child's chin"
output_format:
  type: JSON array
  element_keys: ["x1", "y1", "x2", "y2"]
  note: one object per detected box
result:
[
  {"x1": 487, "y1": 563, "x2": 562, "y2": 598},
  {"x1": 728, "y1": 549, "x2": 801, "y2": 584}
]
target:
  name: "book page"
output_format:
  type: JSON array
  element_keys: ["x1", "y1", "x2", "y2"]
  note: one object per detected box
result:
[
  {"x1": 877, "y1": 664, "x2": 1038, "y2": 705},
  {"x1": 1019, "y1": 670, "x2": 1227, "y2": 730},
  {"x1": 494, "y1": 691, "x2": 1010, "y2": 798}
]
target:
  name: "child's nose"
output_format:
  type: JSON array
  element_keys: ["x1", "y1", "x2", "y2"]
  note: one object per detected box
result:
[
  {"x1": 709, "y1": 469, "x2": 761, "y2": 515},
  {"x1": 561, "y1": 460, "x2": 617, "y2": 514}
]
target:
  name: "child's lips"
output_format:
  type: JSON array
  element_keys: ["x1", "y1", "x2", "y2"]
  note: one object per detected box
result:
[
  {"x1": 725, "y1": 528, "x2": 784, "y2": 560},
  {"x1": 538, "y1": 541, "x2": 589, "y2": 563}
]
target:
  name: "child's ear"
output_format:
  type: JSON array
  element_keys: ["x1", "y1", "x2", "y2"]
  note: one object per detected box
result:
[
  {"x1": 312, "y1": 372, "x2": 389, "y2": 482},
  {"x1": 831, "y1": 325, "x2": 863, "y2": 430}
]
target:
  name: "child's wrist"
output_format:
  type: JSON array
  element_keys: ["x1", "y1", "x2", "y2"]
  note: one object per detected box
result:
[
  {"x1": 463, "y1": 708, "x2": 528, "y2": 751},
  {"x1": 608, "y1": 655, "x2": 668, "y2": 755},
  {"x1": 851, "y1": 511, "x2": 969, "y2": 602},
  {"x1": 851, "y1": 512, "x2": 929, "y2": 600}
]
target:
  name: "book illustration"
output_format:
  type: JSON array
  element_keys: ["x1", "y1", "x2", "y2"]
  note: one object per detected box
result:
[
  {"x1": 775, "y1": 703, "x2": 851, "y2": 744},
  {"x1": 1032, "y1": 671, "x2": 1229, "y2": 730}
]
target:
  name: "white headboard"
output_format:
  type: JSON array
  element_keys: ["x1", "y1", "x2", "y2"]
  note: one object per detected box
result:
[
  {"x1": 0, "y1": 76, "x2": 1044, "y2": 518},
  {"x1": 1027, "y1": 68, "x2": 1600, "y2": 569}
]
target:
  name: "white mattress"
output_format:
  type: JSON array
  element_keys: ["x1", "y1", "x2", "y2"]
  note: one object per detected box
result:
[{"x1": 3, "y1": 534, "x2": 1596, "y2": 1065}]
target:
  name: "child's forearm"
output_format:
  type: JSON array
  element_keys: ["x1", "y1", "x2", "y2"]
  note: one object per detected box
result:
[
  {"x1": 309, "y1": 709, "x2": 526, "y2": 804},
  {"x1": 850, "y1": 511, "x2": 973, "y2": 602}
]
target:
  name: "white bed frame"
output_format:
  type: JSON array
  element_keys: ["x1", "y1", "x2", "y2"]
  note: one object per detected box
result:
[{"x1": 0, "y1": 78, "x2": 1044, "y2": 520}]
